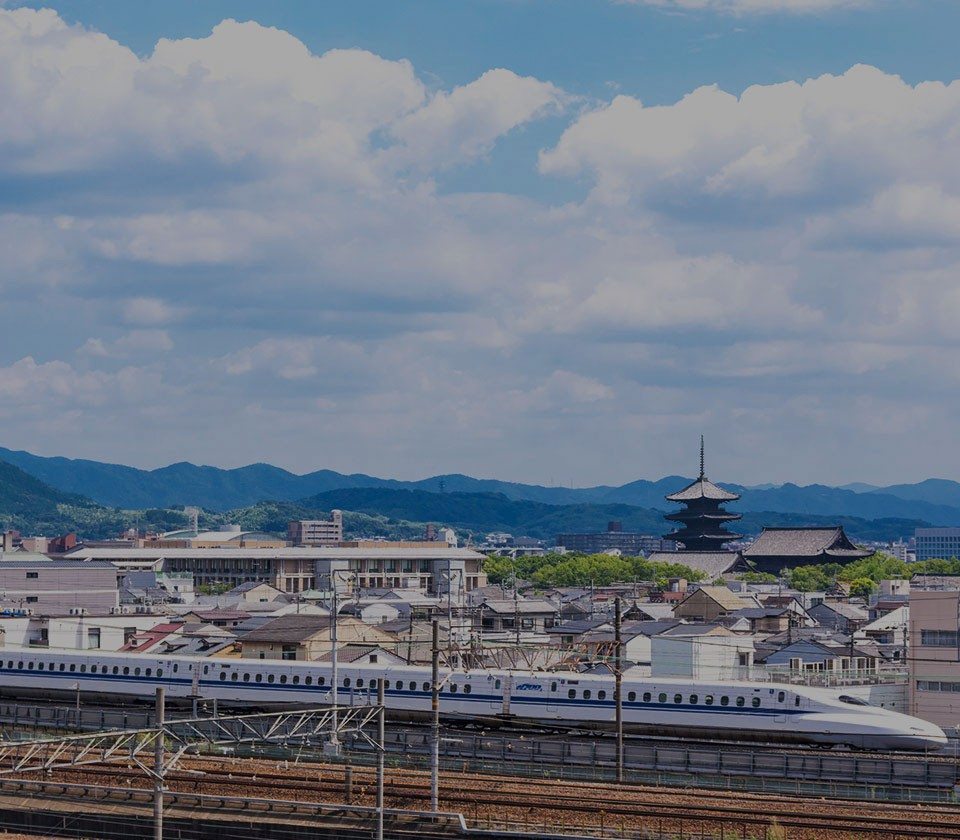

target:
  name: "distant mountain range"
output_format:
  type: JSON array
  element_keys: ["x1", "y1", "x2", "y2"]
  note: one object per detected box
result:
[{"x1": 1, "y1": 446, "x2": 958, "y2": 526}]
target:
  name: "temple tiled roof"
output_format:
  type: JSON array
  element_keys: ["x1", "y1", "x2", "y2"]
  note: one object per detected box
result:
[
  {"x1": 743, "y1": 527, "x2": 871, "y2": 559},
  {"x1": 666, "y1": 477, "x2": 740, "y2": 503},
  {"x1": 646, "y1": 551, "x2": 753, "y2": 578}
]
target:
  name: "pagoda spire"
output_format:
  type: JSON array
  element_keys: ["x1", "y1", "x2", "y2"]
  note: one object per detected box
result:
[{"x1": 699, "y1": 435, "x2": 705, "y2": 481}]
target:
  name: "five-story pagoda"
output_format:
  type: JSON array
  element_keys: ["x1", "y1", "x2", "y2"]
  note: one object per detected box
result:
[{"x1": 664, "y1": 438, "x2": 743, "y2": 551}]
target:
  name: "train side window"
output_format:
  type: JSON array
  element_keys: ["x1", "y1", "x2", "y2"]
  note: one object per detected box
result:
[
  {"x1": 89, "y1": 664, "x2": 95, "y2": 673},
  {"x1": 736, "y1": 697, "x2": 745, "y2": 707},
  {"x1": 464, "y1": 685, "x2": 471, "y2": 694},
  {"x1": 356, "y1": 678, "x2": 364, "y2": 688},
  {"x1": 423, "y1": 682, "x2": 430, "y2": 692},
  {"x1": 674, "y1": 694, "x2": 682, "y2": 704},
  {"x1": 146, "y1": 668, "x2": 152, "y2": 677},
  {"x1": 627, "y1": 691, "x2": 636, "y2": 702},
  {"x1": 290, "y1": 675, "x2": 297, "y2": 684},
  {"x1": 113, "y1": 666, "x2": 119, "y2": 675},
  {"x1": 690, "y1": 694, "x2": 698, "y2": 704},
  {"x1": 255, "y1": 674, "x2": 263, "y2": 683},
  {"x1": 173, "y1": 664, "x2": 178, "y2": 673},
  {"x1": 37, "y1": 663, "x2": 44, "y2": 671},
  {"x1": 203, "y1": 666, "x2": 209, "y2": 675},
  {"x1": 720, "y1": 696, "x2": 729, "y2": 706},
  {"x1": 59, "y1": 664, "x2": 65, "y2": 672},
  {"x1": 551, "y1": 682, "x2": 557, "y2": 692},
  {"x1": 279, "y1": 675, "x2": 286, "y2": 684},
  {"x1": 123, "y1": 667, "x2": 129, "y2": 675},
  {"x1": 243, "y1": 674, "x2": 250, "y2": 682},
  {"x1": 752, "y1": 698, "x2": 760, "y2": 708},
  {"x1": 777, "y1": 691, "x2": 785, "y2": 703},
  {"x1": 597, "y1": 690, "x2": 606, "y2": 700},
  {"x1": 450, "y1": 684, "x2": 458, "y2": 693},
  {"x1": 134, "y1": 667, "x2": 141, "y2": 676},
  {"x1": 69, "y1": 664, "x2": 75, "y2": 672},
  {"x1": 795, "y1": 696, "x2": 801, "y2": 707},
  {"x1": 705, "y1": 695, "x2": 714, "y2": 705},
  {"x1": 342, "y1": 678, "x2": 350, "y2": 688},
  {"x1": 583, "y1": 690, "x2": 591, "y2": 700},
  {"x1": 157, "y1": 669, "x2": 163, "y2": 678},
  {"x1": 409, "y1": 681, "x2": 416, "y2": 691},
  {"x1": 568, "y1": 689, "x2": 576, "y2": 699},
  {"x1": 268, "y1": 675, "x2": 275, "y2": 684},
  {"x1": 219, "y1": 673, "x2": 226, "y2": 681},
  {"x1": 80, "y1": 665, "x2": 86, "y2": 673},
  {"x1": 495, "y1": 679, "x2": 501, "y2": 689},
  {"x1": 231, "y1": 673, "x2": 238, "y2": 681},
  {"x1": 658, "y1": 693, "x2": 666, "y2": 703},
  {"x1": 642, "y1": 692, "x2": 651, "y2": 702}
]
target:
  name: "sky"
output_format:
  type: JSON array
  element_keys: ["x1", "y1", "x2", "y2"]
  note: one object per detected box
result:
[{"x1": 2, "y1": 0, "x2": 960, "y2": 488}]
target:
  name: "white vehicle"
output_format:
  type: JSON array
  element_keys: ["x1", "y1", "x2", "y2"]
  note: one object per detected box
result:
[{"x1": 0, "y1": 647, "x2": 946, "y2": 751}]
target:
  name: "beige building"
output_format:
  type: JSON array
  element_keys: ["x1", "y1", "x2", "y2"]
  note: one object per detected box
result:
[
  {"x1": 908, "y1": 589, "x2": 960, "y2": 728},
  {"x1": 239, "y1": 614, "x2": 395, "y2": 660},
  {"x1": 672, "y1": 586, "x2": 754, "y2": 623},
  {"x1": 288, "y1": 512, "x2": 343, "y2": 546}
]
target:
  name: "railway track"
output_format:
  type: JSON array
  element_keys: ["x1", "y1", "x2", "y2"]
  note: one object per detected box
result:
[{"x1": 25, "y1": 755, "x2": 960, "y2": 839}]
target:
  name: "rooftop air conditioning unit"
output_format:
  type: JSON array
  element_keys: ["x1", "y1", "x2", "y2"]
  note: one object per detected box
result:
[{"x1": 68, "y1": 607, "x2": 87, "y2": 616}]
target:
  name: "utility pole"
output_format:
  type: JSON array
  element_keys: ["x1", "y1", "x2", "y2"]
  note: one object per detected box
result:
[
  {"x1": 377, "y1": 678, "x2": 385, "y2": 840},
  {"x1": 431, "y1": 619, "x2": 440, "y2": 812},
  {"x1": 614, "y1": 597, "x2": 623, "y2": 784},
  {"x1": 153, "y1": 687, "x2": 165, "y2": 840},
  {"x1": 329, "y1": 586, "x2": 340, "y2": 753}
]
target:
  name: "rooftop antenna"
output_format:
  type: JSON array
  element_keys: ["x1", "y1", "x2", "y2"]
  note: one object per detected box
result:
[{"x1": 699, "y1": 435, "x2": 705, "y2": 481}]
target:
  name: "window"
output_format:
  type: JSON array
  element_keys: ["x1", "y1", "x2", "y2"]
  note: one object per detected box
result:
[
  {"x1": 69, "y1": 664, "x2": 76, "y2": 673},
  {"x1": 450, "y1": 684, "x2": 458, "y2": 693},
  {"x1": 25, "y1": 572, "x2": 38, "y2": 579},
  {"x1": 280, "y1": 675, "x2": 287, "y2": 684},
  {"x1": 597, "y1": 690, "x2": 606, "y2": 700},
  {"x1": 409, "y1": 681, "x2": 416, "y2": 691},
  {"x1": 551, "y1": 682, "x2": 557, "y2": 692},
  {"x1": 112, "y1": 666, "x2": 119, "y2": 675},
  {"x1": 343, "y1": 677, "x2": 351, "y2": 688},
  {"x1": 123, "y1": 667, "x2": 129, "y2": 675},
  {"x1": 752, "y1": 698, "x2": 760, "y2": 708},
  {"x1": 777, "y1": 691, "x2": 786, "y2": 703},
  {"x1": 674, "y1": 693, "x2": 683, "y2": 704},
  {"x1": 642, "y1": 692, "x2": 651, "y2": 702},
  {"x1": 705, "y1": 695, "x2": 714, "y2": 705},
  {"x1": 720, "y1": 696, "x2": 729, "y2": 706},
  {"x1": 267, "y1": 675, "x2": 275, "y2": 684},
  {"x1": 357, "y1": 679, "x2": 364, "y2": 688},
  {"x1": 422, "y1": 682, "x2": 430, "y2": 692},
  {"x1": 568, "y1": 689, "x2": 576, "y2": 699},
  {"x1": 583, "y1": 690, "x2": 591, "y2": 700},
  {"x1": 134, "y1": 667, "x2": 141, "y2": 676},
  {"x1": 37, "y1": 663, "x2": 44, "y2": 671},
  {"x1": 156, "y1": 669, "x2": 163, "y2": 678},
  {"x1": 464, "y1": 685, "x2": 471, "y2": 694},
  {"x1": 231, "y1": 673, "x2": 238, "y2": 682},
  {"x1": 658, "y1": 693, "x2": 667, "y2": 703},
  {"x1": 219, "y1": 673, "x2": 226, "y2": 681},
  {"x1": 495, "y1": 679, "x2": 501, "y2": 689},
  {"x1": 689, "y1": 694, "x2": 698, "y2": 704},
  {"x1": 203, "y1": 666, "x2": 209, "y2": 675},
  {"x1": 736, "y1": 697, "x2": 745, "y2": 707},
  {"x1": 627, "y1": 691, "x2": 636, "y2": 702},
  {"x1": 146, "y1": 668, "x2": 152, "y2": 677},
  {"x1": 921, "y1": 630, "x2": 959, "y2": 647},
  {"x1": 25, "y1": 596, "x2": 38, "y2": 603}
]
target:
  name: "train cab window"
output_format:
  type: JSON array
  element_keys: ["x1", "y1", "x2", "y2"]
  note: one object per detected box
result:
[
  {"x1": 219, "y1": 673, "x2": 226, "y2": 681},
  {"x1": 598, "y1": 690, "x2": 606, "y2": 700},
  {"x1": 689, "y1": 694, "x2": 698, "y2": 704},
  {"x1": 231, "y1": 673, "x2": 238, "y2": 681},
  {"x1": 838, "y1": 695, "x2": 871, "y2": 706},
  {"x1": 628, "y1": 692, "x2": 636, "y2": 702},
  {"x1": 267, "y1": 675, "x2": 275, "y2": 684},
  {"x1": 568, "y1": 689, "x2": 576, "y2": 699},
  {"x1": 583, "y1": 690, "x2": 591, "y2": 700},
  {"x1": 658, "y1": 693, "x2": 667, "y2": 703},
  {"x1": 674, "y1": 694, "x2": 682, "y2": 704},
  {"x1": 642, "y1": 692, "x2": 651, "y2": 702},
  {"x1": 705, "y1": 695, "x2": 714, "y2": 705},
  {"x1": 280, "y1": 675, "x2": 287, "y2": 684},
  {"x1": 736, "y1": 697, "x2": 745, "y2": 707},
  {"x1": 720, "y1": 696, "x2": 729, "y2": 706},
  {"x1": 464, "y1": 685, "x2": 471, "y2": 694},
  {"x1": 777, "y1": 691, "x2": 785, "y2": 703}
]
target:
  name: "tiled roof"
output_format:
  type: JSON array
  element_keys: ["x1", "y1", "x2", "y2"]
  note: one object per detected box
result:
[
  {"x1": 743, "y1": 527, "x2": 871, "y2": 559},
  {"x1": 238, "y1": 614, "x2": 331, "y2": 643},
  {"x1": 679, "y1": 585, "x2": 751, "y2": 611},
  {"x1": 646, "y1": 551, "x2": 752, "y2": 577},
  {"x1": 665, "y1": 477, "x2": 740, "y2": 502}
]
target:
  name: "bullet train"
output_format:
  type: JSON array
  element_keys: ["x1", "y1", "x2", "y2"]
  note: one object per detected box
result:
[{"x1": 0, "y1": 647, "x2": 946, "y2": 751}]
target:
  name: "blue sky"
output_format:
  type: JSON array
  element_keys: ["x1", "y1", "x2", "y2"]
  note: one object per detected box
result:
[{"x1": 2, "y1": 0, "x2": 960, "y2": 488}]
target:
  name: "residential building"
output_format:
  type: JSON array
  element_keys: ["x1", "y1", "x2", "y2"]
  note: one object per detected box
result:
[
  {"x1": 672, "y1": 586, "x2": 756, "y2": 623},
  {"x1": 238, "y1": 614, "x2": 395, "y2": 661},
  {"x1": 0, "y1": 560, "x2": 119, "y2": 615},
  {"x1": 908, "y1": 589, "x2": 960, "y2": 728}
]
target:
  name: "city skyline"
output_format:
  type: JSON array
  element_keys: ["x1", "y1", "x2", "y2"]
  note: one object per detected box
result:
[{"x1": 2, "y1": 1, "x2": 960, "y2": 487}]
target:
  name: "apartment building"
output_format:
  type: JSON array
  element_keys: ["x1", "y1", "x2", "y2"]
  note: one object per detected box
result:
[
  {"x1": 908, "y1": 589, "x2": 960, "y2": 728},
  {"x1": 288, "y1": 512, "x2": 343, "y2": 546}
]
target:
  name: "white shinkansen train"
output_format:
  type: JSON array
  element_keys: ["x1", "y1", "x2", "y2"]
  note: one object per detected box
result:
[{"x1": 0, "y1": 647, "x2": 946, "y2": 751}]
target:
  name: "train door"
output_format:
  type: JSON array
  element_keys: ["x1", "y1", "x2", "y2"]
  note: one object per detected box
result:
[
  {"x1": 501, "y1": 675, "x2": 512, "y2": 715},
  {"x1": 547, "y1": 680, "x2": 559, "y2": 714}
]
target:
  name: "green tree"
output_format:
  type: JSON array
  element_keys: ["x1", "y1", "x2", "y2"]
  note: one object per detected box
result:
[{"x1": 848, "y1": 577, "x2": 878, "y2": 598}]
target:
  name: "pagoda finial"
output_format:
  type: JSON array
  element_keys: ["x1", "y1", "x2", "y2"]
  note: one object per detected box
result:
[{"x1": 699, "y1": 435, "x2": 705, "y2": 481}]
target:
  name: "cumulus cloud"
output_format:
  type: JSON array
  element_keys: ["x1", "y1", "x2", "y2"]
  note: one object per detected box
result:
[{"x1": 4, "y1": 8, "x2": 960, "y2": 484}]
